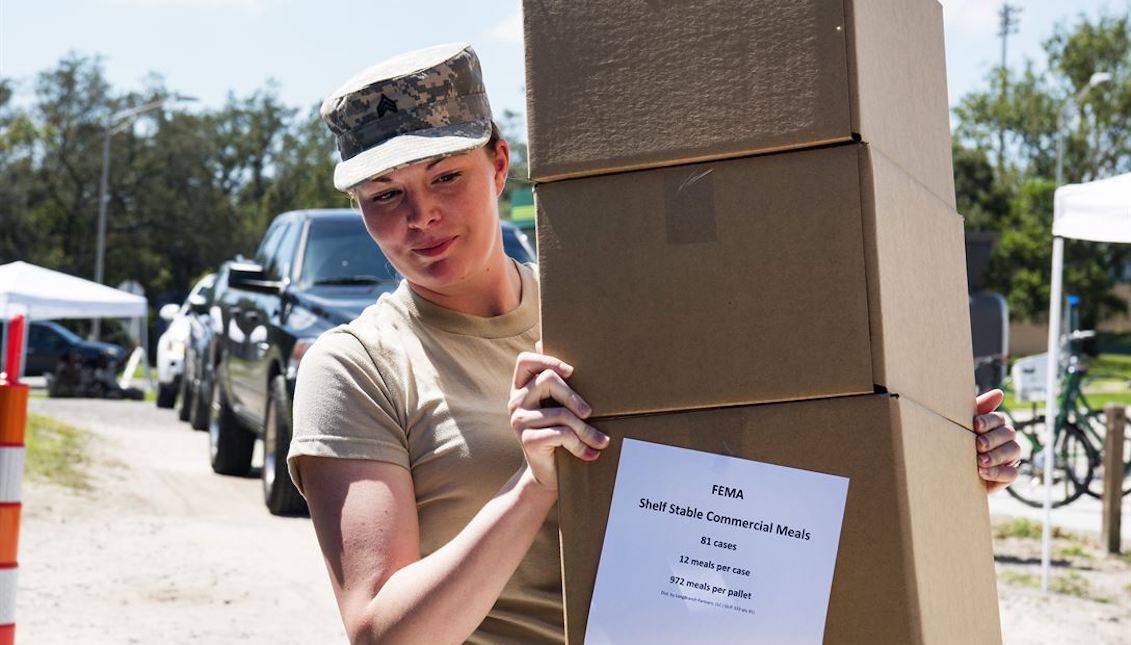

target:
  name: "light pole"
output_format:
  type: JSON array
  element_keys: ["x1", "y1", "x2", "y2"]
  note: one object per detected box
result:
[
  {"x1": 1054, "y1": 72, "x2": 1112, "y2": 188},
  {"x1": 1041, "y1": 70, "x2": 1110, "y2": 594},
  {"x1": 93, "y1": 95, "x2": 196, "y2": 340}
]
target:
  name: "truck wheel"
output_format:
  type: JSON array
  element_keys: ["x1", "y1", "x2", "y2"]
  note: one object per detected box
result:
[
  {"x1": 209, "y1": 380, "x2": 254, "y2": 476},
  {"x1": 177, "y1": 371, "x2": 193, "y2": 422},
  {"x1": 189, "y1": 369, "x2": 212, "y2": 431},
  {"x1": 156, "y1": 382, "x2": 177, "y2": 408},
  {"x1": 263, "y1": 375, "x2": 307, "y2": 516}
]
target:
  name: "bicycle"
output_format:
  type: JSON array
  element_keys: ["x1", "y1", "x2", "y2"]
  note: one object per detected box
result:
[
  {"x1": 999, "y1": 336, "x2": 1095, "y2": 509},
  {"x1": 1003, "y1": 330, "x2": 1131, "y2": 507}
]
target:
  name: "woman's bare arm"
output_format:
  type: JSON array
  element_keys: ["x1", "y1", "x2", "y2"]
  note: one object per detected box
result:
[
  {"x1": 298, "y1": 351, "x2": 608, "y2": 645},
  {"x1": 298, "y1": 456, "x2": 557, "y2": 645}
]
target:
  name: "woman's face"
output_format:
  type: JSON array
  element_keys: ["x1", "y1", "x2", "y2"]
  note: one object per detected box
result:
[{"x1": 354, "y1": 139, "x2": 510, "y2": 295}]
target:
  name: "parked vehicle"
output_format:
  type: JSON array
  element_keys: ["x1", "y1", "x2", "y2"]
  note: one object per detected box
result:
[
  {"x1": 26, "y1": 320, "x2": 131, "y2": 398},
  {"x1": 155, "y1": 274, "x2": 216, "y2": 409},
  {"x1": 26, "y1": 320, "x2": 126, "y2": 377},
  {"x1": 177, "y1": 272, "x2": 219, "y2": 426},
  {"x1": 209, "y1": 210, "x2": 395, "y2": 514},
  {"x1": 209, "y1": 210, "x2": 536, "y2": 515},
  {"x1": 501, "y1": 220, "x2": 536, "y2": 263},
  {"x1": 182, "y1": 264, "x2": 230, "y2": 431}
]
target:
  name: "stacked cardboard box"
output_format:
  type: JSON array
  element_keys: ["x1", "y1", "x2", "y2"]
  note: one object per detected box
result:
[{"x1": 524, "y1": 0, "x2": 1001, "y2": 642}]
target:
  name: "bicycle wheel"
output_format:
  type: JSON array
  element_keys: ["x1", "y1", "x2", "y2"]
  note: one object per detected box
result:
[
  {"x1": 1005, "y1": 416, "x2": 1096, "y2": 508},
  {"x1": 1081, "y1": 410, "x2": 1131, "y2": 498}
]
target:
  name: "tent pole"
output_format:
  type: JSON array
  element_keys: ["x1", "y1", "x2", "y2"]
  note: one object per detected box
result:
[{"x1": 1041, "y1": 236, "x2": 1065, "y2": 593}]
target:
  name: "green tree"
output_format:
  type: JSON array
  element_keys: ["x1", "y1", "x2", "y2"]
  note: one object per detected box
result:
[
  {"x1": 953, "y1": 12, "x2": 1131, "y2": 323},
  {"x1": 262, "y1": 105, "x2": 346, "y2": 216}
]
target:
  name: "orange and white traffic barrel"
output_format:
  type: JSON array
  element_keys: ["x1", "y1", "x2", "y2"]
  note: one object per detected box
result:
[{"x1": 0, "y1": 312, "x2": 29, "y2": 645}]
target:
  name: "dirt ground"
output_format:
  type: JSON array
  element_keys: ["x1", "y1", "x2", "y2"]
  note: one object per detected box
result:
[
  {"x1": 15, "y1": 396, "x2": 1131, "y2": 644},
  {"x1": 18, "y1": 397, "x2": 346, "y2": 644}
]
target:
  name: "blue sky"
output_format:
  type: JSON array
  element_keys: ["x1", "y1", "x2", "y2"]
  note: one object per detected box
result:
[{"x1": 1, "y1": 0, "x2": 1127, "y2": 131}]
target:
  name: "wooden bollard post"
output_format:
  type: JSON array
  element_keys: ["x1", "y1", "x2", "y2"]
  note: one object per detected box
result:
[{"x1": 1102, "y1": 403, "x2": 1125, "y2": 555}]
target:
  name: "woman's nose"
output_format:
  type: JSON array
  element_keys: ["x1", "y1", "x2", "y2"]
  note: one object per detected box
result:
[{"x1": 405, "y1": 191, "x2": 442, "y2": 228}]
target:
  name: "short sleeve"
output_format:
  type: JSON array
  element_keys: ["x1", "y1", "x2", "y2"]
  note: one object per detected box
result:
[{"x1": 287, "y1": 328, "x2": 408, "y2": 497}]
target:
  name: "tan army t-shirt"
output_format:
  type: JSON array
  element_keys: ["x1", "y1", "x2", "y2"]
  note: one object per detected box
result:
[{"x1": 287, "y1": 261, "x2": 563, "y2": 644}]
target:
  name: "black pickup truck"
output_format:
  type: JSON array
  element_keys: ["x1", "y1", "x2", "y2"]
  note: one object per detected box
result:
[{"x1": 210, "y1": 209, "x2": 535, "y2": 515}]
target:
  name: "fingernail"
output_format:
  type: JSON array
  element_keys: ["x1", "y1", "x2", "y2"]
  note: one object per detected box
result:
[
  {"x1": 979, "y1": 467, "x2": 991, "y2": 476},
  {"x1": 561, "y1": 362, "x2": 574, "y2": 374},
  {"x1": 580, "y1": 401, "x2": 592, "y2": 417},
  {"x1": 974, "y1": 416, "x2": 984, "y2": 432},
  {"x1": 977, "y1": 436, "x2": 989, "y2": 450},
  {"x1": 978, "y1": 454, "x2": 990, "y2": 466},
  {"x1": 598, "y1": 432, "x2": 610, "y2": 446}
]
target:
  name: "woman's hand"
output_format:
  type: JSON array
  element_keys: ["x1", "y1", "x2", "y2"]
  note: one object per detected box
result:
[
  {"x1": 973, "y1": 389, "x2": 1021, "y2": 494},
  {"x1": 509, "y1": 347, "x2": 610, "y2": 491}
]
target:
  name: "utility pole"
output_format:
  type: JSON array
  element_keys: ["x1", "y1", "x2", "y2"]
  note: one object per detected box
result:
[{"x1": 996, "y1": 2, "x2": 1021, "y2": 174}]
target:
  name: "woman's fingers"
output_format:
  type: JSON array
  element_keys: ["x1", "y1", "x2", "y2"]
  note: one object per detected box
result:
[
  {"x1": 973, "y1": 411, "x2": 1009, "y2": 434},
  {"x1": 977, "y1": 434, "x2": 1021, "y2": 469},
  {"x1": 510, "y1": 368, "x2": 591, "y2": 420},
  {"x1": 512, "y1": 351, "x2": 573, "y2": 389},
  {"x1": 977, "y1": 459, "x2": 1022, "y2": 484},
  {"x1": 973, "y1": 413, "x2": 1019, "y2": 489},
  {"x1": 522, "y1": 426, "x2": 601, "y2": 462},
  {"x1": 975, "y1": 423, "x2": 1017, "y2": 455},
  {"x1": 975, "y1": 389, "x2": 1005, "y2": 416},
  {"x1": 511, "y1": 407, "x2": 609, "y2": 451}
]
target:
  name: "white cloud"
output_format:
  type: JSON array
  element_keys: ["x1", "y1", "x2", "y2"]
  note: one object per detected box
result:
[
  {"x1": 940, "y1": 0, "x2": 1002, "y2": 37},
  {"x1": 487, "y1": 9, "x2": 523, "y2": 44}
]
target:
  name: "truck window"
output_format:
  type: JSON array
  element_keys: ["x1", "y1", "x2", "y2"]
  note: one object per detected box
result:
[{"x1": 298, "y1": 218, "x2": 399, "y2": 287}]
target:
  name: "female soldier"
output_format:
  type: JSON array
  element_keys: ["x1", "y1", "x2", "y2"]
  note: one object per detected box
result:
[{"x1": 288, "y1": 43, "x2": 1020, "y2": 645}]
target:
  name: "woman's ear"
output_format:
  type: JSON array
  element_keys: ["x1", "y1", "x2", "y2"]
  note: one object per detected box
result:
[{"x1": 492, "y1": 138, "x2": 511, "y2": 195}]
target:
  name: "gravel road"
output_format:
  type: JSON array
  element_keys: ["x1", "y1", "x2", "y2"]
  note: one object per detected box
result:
[{"x1": 18, "y1": 396, "x2": 346, "y2": 644}]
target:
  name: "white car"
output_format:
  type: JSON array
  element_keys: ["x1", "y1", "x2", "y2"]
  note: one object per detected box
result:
[{"x1": 156, "y1": 275, "x2": 215, "y2": 408}]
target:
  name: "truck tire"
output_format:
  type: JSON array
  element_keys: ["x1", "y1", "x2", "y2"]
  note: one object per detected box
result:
[
  {"x1": 209, "y1": 379, "x2": 254, "y2": 476},
  {"x1": 177, "y1": 368, "x2": 193, "y2": 422},
  {"x1": 189, "y1": 368, "x2": 212, "y2": 431},
  {"x1": 156, "y1": 382, "x2": 177, "y2": 408},
  {"x1": 263, "y1": 375, "x2": 307, "y2": 516}
]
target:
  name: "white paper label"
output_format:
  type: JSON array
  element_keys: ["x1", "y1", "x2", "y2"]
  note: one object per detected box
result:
[{"x1": 584, "y1": 438, "x2": 850, "y2": 645}]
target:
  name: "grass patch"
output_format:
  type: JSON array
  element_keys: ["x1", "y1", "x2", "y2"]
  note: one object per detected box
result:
[
  {"x1": 25, "y1": 413, "x2": 92, "y2": 491},
  {"x1": 1001, "y1": 352, "x2": 1131, "y2": 410},
  {"x1": 1049, "y1": 571, "x2": 1092, "y2": 599},
  {"x1": 999, "y1": 569, "x2": 1110, "y2": 602},
  {"x1": 1089, "y1": 353, "x2": 1131, "y2": 379},
  {"x1": 1057, "y1": 544, "x2": 1094, "y2": 560},
  {"x1": 993, "y1": 517, "x2": 1077, "y2": 541},
  {"x1": 999, "y1": 570, "x2": 1039, "y2": 588}
]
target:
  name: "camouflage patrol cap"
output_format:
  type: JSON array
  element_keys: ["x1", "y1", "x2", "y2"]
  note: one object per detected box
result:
[{"x1": 321, "y1": 43, "x2": 494, "y2": 192}]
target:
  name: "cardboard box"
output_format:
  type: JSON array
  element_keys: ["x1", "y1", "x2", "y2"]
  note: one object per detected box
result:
[
  {"x1": 557, "y1": 394, "x2": 1001, "y2": 644},
  {"x1": 537, "y1": 143, "x2": 974, "y2": 427},
  {"x1": 523, "y1": 0, "x2": 955, "y2": 206}
]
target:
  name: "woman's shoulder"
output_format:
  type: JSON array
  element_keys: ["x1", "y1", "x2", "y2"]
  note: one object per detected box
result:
[{"x1": 309, "y1": 292, "x2": 414, "y2": 375}]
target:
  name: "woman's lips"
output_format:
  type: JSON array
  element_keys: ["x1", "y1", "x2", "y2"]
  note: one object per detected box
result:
[{"x1": 412, "y1": 236, "x2": 456, "y2": 257}]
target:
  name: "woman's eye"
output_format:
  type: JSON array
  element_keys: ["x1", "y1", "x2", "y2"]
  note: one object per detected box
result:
[
  {"x1": 371, "y1": 189, "x2": 400, "y2": 203},
  {"x1": 435, "y1": 171, "x2": 461, "y2": 184}
]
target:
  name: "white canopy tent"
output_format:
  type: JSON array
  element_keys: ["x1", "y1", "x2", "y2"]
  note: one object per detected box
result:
[
  {"x1": 1042, "y1": 171, "x2": 1131, "y2": 589},
  {"x1": 0, "y1": 261, "x2": 152, "y2": 386},
  {"x1": 0, "y1": 261, "x2": 148, "y2": 319}
]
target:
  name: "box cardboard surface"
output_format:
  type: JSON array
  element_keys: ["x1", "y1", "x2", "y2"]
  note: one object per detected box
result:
[
  {"x1": 537, "y1": 143, "x2": 974, "y2": 427},
  {"x1": 557, "y1": 394, "x2": 1001, "y2": 644},
  {"x1": 523, "y1": 0, "x2": 955, "y2": 206}
]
